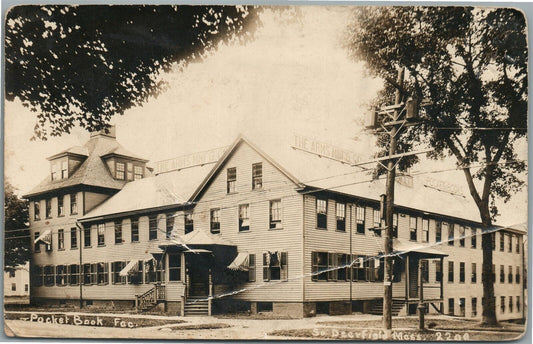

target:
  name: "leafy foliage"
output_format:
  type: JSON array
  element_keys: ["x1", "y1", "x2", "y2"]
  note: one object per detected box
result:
[
  {"x1": 347, "y1": 6, "x2": 527, "y2": 222},
  {"x1": 5, "y1": 5, "x2": 262, "y2": 139},
  {"x1": 347, "y1": 6, "x2": 527, "y2": 326},
  {"x1": 4, "y1": 181, "x2": 30, "y2": 272}
]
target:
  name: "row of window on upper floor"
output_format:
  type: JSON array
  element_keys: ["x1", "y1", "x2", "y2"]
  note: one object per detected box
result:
[
  {"x1": 33, "y1": 193, "x2": 78, "y2": 221},
  {"x1": 312, "y1": 198, "x2": 521, "y2": 254},
  {"x1": 34, "y1": 197, "x2": 521, "y2": 255}
]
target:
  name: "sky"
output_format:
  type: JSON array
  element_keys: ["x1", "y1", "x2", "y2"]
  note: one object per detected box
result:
[{"x1": 4, "y1": 6, "x2": 527, "y2": 227}]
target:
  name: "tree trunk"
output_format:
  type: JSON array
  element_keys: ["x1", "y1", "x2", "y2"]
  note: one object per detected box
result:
[{"x1": 480, "y1": 207, "x2": 497, "y2": 326}]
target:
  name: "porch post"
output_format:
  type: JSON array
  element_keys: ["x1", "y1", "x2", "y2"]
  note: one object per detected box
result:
[
  {"x1": 208, "y1": 268, "x2": 213, "y2": 316},
  {"x1": 440, "y1": 257, "x2": 444, "y2": 300}
]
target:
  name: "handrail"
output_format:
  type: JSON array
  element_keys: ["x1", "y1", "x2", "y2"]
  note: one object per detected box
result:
[{"x1": 136, "y1": 283, "x2": 166, "y2": 311}]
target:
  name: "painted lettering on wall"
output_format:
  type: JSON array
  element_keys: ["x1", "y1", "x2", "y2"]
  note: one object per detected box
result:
[
  {"x1": 292, "y1": 135, "x2": 361, "y2": 165},
  {"x1": 153, "y1": 146, "x2": 228, "y2": 175}
]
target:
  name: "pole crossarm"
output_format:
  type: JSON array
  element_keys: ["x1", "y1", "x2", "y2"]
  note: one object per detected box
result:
[{"x1": 352, "y1": 149, "x2": 434, "y2": 168}]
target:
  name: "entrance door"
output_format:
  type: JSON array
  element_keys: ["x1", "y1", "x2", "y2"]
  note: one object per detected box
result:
[{"x1": 187, "y1": 253, "x2": 211, "y2": 297}]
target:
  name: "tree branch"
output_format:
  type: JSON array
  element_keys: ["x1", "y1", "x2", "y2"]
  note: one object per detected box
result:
[{"x1": 445, "y1": 136, "x2": 482, "y2": 207}]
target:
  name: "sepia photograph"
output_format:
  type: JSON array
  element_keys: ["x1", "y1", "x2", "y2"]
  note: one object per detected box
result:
[{"x1": 3, "y1": 4, "x2": 529, "y2": 341}]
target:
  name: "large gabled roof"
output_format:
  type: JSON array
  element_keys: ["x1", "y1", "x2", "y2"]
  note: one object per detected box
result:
[
  {"x1": 23, "y1": 133, "x2": 148, "y2": 198},
  {"x1": 79, "y1": 134, "x2": 496, "y2": 226},
  {"x1": 190, "y1": 135, "x2": 484, "y2": 224}
]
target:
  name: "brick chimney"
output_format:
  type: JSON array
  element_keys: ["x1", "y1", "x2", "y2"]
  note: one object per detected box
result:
[{"x1": 90, "y1": 125, "x2": 116, "y2": 139}]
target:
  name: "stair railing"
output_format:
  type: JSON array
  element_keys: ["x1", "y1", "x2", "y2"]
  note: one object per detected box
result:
[{"x1": 136, "y1": 283, "x2": 165, "y2": 310}]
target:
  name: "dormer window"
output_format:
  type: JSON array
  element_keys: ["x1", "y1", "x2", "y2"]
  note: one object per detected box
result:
[
  {"x1": 61, "y1": 161, "x2": 68, "y2": 179},
  {"x1": 134, "y1": 166, "x2": 143, "y2": 180},
  {"x1": 51, "y1": 163, "x2": 60, "y2": 181},
  {"x1": 116, "y1": 162, "x2": 125, "y2": 180},
  {"x1": 51, "y1": 159, "x2": 70, "y2": 181}
]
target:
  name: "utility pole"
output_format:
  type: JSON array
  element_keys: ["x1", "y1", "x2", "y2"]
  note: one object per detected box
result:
[{"x1": 383, "y1": 67, "x2": 404, "y2": 333}]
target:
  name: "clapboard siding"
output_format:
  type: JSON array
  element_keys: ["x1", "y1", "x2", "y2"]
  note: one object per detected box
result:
[
  {"x1": 303, "y1": 195, "x2": 386, "y2": 301},
  {"x1": 192, "y1": 143, "x2": 304, "y2": 302},
  {"x1": 32, "y1": 213, "x2": 188, "y2": 300}
]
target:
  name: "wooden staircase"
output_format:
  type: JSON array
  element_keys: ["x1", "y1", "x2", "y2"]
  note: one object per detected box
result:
[
  {"x1": 184, "y1": 297, "x2": 209, "y2": 316},
  {"x1": 368, "y1": 299, "x2": 404, "y2": 316},
  {"x1": 136, "y1": 283, "x2": 165, "y2": 312}
]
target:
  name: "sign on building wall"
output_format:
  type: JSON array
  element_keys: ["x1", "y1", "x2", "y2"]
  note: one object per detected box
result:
[
  {"x1": 291, "y1": 134, "x2": 362, "y2": 165},
  {"x1": 152, "y1": 146, "x2": 228, "y2": 175}
]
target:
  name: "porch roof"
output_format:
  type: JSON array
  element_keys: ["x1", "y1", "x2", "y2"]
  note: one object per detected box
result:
[
  {"x1": 159, "y1": 230, "x2": 236, "y2": 250},
  {"x1": 393, "y1": 238, "x2": 448, "y2": 258}
]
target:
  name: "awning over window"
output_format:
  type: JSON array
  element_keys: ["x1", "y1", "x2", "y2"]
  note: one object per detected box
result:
[
  {"x1": 34, "y1": 229, "x2": 52, "y2": 245},
  {"x1": 119, "y1": 260, "x2": 139, "y2": 276},
  {"x1": 227, "y1": 252, "x2": 249, "y2": 271}
]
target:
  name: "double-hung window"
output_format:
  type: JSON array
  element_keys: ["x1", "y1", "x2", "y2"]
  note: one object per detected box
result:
[
  {"x1": 149, "y1": 215, "x2": 158, "y2": 240},
  {"x1": 336, "y1": 203, "x2": 346, "y2": 231},
  {"x1": 58, "y1": 229, "x2": 64, "y2": 250},
  {"x1": 435, "y1": 221, "x2": 442, "y2": 243},
  {"x1": 97, "y1": 223, "x2": 105, "y2": 246},
  {"x1": 97, "y1": 262, "x2": 109, "y2": 285},
  {"x1": 316, "y1": 199, "x2": 327, "y2": 229},
  {"x1": 210, "y1": 209, "x2": 220, "y2": 233},
  {"x1": 34, "y1": 201, "x2": 41, "y2": 221},
  {"x1": 263, "y1": 251, "x2": 288, "y2": 281},
  {"x1": 114, "y1": 220, "x2": 122, "y2": 244},
  {"x1": 227, "y1": 167, "x2": 236, "y2": 193},
  {"x1": 55, "y1": 265, "x2": 67, "y2": 286},
  {"x1": 500, "y1": 232, "x2": 505, "y2": 251},
  {"x1": 422, "y1": 219, "x2": 429, "y2": 242},
  {"x1": 166, "y1": 213, "x2": 175, "y2": 238},
  {"x1": 356, "y1": 206, "x2": 365, "y2": 234},
  {"x1": 252, "y1": 163, "x2": 262, "y2": 190},
  {"x1": 239, "y1": 204, "x2": 250, "y2": 232},
  {"x1": 131, "y1": 217, "x2": 139, "y2": 242},
  {"x1": 311, "y1": 252, "x2": 328, "y2": 281},
  {"x1": 409, "y1": 216, "x2": 417, "y2": 241},
  {"x1": 373, "y1": 209, "x2": 382, "y2": 236},
  {"x1": 46, "y1": 199, "x2": 52, "y2": 218},
  {"x1": 168, "y1": 254, "x2": 181, "y2": 281},
  {"x1": 134, "y1": 166, "x2": 143, "y2": 180},
  {"x1": 448, "y1": 223, "x2": 454, "y2": 246},
  {"x1": 459, "y1": 225, "x2": 465, "y2": 247},
  {"x1": 508, "y1": 233, "x2": 512, "y2": 252},
  {"x1": 269, "y1": 200, "x2": 282, "y2": 229},
  {"x1": 70, "y1": 193, "x2": 77, "y2": 214},
  {"x1": 70, "y1": 228, "x2": 77, "y2": 249},
  {"x1": 448, "y1": 261, "x2": 454, "y2": 282},
  {"x1": 471, "y1": 227, "x2": 477, "y2": 248},
  {"x1": 116, "y1": 162, "x2": 125, "y2": 180},
  {"x1": 58, "y1": 195, "x2": 64, "y2": 216},
  {"x1": 471, "y1": 263, "x2": 477, "y2": 283},
  {"x1": 68, "y1": 264, "x2": 79, "y2": 285},
  {"x1": 111, "y1": 262, "x2": 126, "y2": 284},
  {"x1": 84, "y1": 227, "x2": 91, "y2": 247},
  {"x1": 61, "y1": 161, "x2": 68, "y2": 179},
  {"x1": 459, "y1": 262, "x2": 465, "y2": 283}
]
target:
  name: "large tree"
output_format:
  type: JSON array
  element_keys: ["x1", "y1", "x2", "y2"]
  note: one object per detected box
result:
[
  {"x1": 5, "y1": 5, "x2": 262, "y2": 139},
  {"x1": 4, "y1": 181, "x2": 30, "y2": 272},
  {"x1": 347, "y1": 6, "x2": 527, "y2": 325}
]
